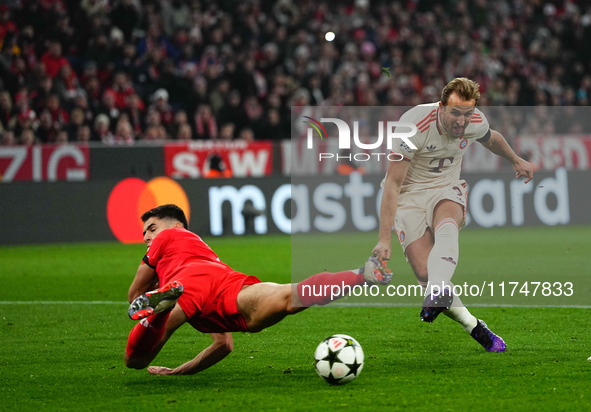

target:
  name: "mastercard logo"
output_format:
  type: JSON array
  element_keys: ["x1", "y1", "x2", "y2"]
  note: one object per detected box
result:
[{"x1": 107, "y1": 177, "x2": 190, "y2": 243}]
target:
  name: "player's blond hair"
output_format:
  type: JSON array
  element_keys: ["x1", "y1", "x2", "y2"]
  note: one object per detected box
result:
[{"x1": 441, "y1": 77, "x2": 481, "y2": 105}]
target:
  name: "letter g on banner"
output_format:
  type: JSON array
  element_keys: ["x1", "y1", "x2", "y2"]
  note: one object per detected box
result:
[{"x1": 107, "y1": 177, "x2": 190, "y2": 243}]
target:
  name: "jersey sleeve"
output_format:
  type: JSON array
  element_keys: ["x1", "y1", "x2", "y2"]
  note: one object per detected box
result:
[
  {"x1": 141, "y1": 255, "x2": 154, "y2": 268},
  {"x1": 470, "y1": 108, "x2": 491, "y2": 142},
  {"x1": 390, "y1": 106, "x2": 431, "y2": 160}
]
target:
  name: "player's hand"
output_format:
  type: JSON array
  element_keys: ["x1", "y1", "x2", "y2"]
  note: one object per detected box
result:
[
  {"x1": 147, "y1": 366, "x2": 175, "y2": 375},
  {"x1": 372, "y1": 241, "x2": 391, "y2": 261},
  {"x1": 513, "y1": 158, "x2": 534, "y2": 183}
]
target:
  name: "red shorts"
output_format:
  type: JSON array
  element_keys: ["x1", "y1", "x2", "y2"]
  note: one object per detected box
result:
[{"x1": 171, "y1": 262, "x2": 261, "y2": 333}]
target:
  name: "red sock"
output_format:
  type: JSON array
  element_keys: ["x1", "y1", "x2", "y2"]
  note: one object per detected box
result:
[
  {"x1": 297, "y1": 270, "x2": 365, "y2": 306},
  {"x1": 125, "y1": 312, "x2": 170, "y2": 358}
]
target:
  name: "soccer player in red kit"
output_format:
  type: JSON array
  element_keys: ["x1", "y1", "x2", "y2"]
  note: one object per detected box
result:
[{"x1": 125, "y1": 204, "x2": 392, "y2": 375}]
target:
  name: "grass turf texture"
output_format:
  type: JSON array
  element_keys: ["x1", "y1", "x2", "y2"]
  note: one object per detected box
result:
[{"x1": 0, "y1": 226, "x2": 589, "y2": 411}]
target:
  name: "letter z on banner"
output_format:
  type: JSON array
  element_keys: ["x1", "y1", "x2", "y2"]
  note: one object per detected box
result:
[
  {"x1": 0, "y1": 145, "x2": 89, "y2": 182},
  {"x1": 164, "y1": 141, "x2": 273, "y2": 179}
]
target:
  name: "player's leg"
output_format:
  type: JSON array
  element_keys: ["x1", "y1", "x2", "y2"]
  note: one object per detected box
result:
[
  {"x1": 405, "y1": 230, "x2": 503, "y2": 349},
  {"x1": 409, "y1": 200, "x2": 505, "y2": 351},
  {"x1": 293, "y1": 254, "x2": 392, "y2": 307},
  {"x1": 404, "y1": 228, "x2": 433, "y2": 287},
  {"x1": 404, "y1": 201, "x2": 468, "y2": 322},
  {"x1": 237, "y1": 282, "x2": 299, "y2": 332},
  {"x1": 237, "y1": 271, "x2": 362, "y2": 333},
  {"x1": 428, "y1": 199, "x2": 463, "y2": 289},
  {"x1": 417, "y1": 199, "x2": 464, "y2": 322},
  {"x1": 429, "y1": 199, "x2": 484, "y2": 330},
  {"x1": 125, "y1": 304, "x2": 188, "y2": 369},
  {"x1": 237, "y1": 259, "x2": 393, "y2": 332}
]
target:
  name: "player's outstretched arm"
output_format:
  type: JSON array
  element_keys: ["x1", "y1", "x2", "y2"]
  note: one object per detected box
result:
[
  {"x1": 373, "y1": 160, "x2": 410, "y2": 260},
  {"x1": 480, "y1": 130, "x2": 534, "y2": 183},
  {"x1": 128, "y1": 264, "x2": 158, "y2": 303},
  {"x1": 147, "y1": 333, "x2": 233, "y2": 375}
]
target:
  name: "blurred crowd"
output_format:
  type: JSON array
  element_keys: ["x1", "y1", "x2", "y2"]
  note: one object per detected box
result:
[{"x1": 0, "y1": 0, "x2": 590, "y2": 146}]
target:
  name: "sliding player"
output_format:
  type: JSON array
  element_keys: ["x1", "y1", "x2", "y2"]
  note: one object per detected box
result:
[{"x1": 125, "y1": 204, "x2": 392, "y2": 375}]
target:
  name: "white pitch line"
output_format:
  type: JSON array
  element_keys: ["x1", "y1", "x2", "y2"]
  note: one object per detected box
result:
[
  {"x1": 472, "y1": 303, "x2": 591, "y2": 309},
  {"x1": 0, "y1": 301, "x2": 127, "y2": 305},
  {"x1": 0, "y1": 301, "x2": 589, "y2": 308},
  {"x1": 330, "y1": 302, "x2": 591, "y2": 308}
]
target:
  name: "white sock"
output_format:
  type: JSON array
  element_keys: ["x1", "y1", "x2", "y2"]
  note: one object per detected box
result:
[
  {"x1": 443, "y1": 294, "x2": 478, "y2": 332},
  {"x1": 426, "y1": 218, "x2": 459, "y2": 295},
  {"x1": 419, "y1": 279, "x2": 477, "y2": 332},
  {"x1": 425, "y1": 218, "x2": 477, "y2": 332}
]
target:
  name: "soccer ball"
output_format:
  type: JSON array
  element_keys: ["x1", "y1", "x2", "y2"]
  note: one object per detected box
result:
[{"x1": 314, "y1": 334, "x2": 364, "y2": 385}]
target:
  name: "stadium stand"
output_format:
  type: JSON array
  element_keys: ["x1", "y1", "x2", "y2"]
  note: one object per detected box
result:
[{"x1": 0, "y1": 0, "x2": 590, "y2": 145}]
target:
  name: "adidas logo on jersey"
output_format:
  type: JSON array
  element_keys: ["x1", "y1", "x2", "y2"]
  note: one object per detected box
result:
[{"x1": 426, "y1": 145, "x2": 437, "y2": 151}]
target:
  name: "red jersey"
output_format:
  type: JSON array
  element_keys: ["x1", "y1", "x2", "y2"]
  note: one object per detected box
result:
[
  {"x1": 141, "y1": 227, "x2": 261, "y2": 333},
  {"x1": 142, "y1": 227, "x2": 225, "y2": 284}
]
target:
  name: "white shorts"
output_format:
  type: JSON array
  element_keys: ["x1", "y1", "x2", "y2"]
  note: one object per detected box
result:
[{"x1": 393, "y1": 180, "x2": 468, "y2": 253}]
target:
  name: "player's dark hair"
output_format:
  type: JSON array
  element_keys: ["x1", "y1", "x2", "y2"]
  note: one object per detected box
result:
[
  {"x1": 141, "y1": 204, "x2": 188, "y2": 229},
  {"x1": 441, "y1": 77, "x2": 481, "y2": 105}
]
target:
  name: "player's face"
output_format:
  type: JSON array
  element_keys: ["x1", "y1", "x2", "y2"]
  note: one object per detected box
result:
[
  {"x1": 439, "y1": 92, "x2": 476, "y2": 139},
  {"x1": 142, "y1": 217, "x2": 177, "y2": 246}
]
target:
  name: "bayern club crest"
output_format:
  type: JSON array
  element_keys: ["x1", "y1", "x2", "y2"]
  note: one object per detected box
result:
[
  {"x1": 398, "y1": 231, "x2": 405, "y2": 243},
  {"x1": 460, "y1": 139, "x2": 468, "y2": 149}
]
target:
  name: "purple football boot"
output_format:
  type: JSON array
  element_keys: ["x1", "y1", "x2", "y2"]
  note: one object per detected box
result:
[
  {"x1": 420, "y1": 287, "x2": 453, "y2": 323},
  {"x1": 470, "y1": 319, "x2": 507, "y2": 352}
]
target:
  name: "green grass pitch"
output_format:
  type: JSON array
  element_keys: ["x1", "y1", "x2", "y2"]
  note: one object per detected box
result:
[{"x1": 0, "y1": 226, "x2": 590, "y2": 411}]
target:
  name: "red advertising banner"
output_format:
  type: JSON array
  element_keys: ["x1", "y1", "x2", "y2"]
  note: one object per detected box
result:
[
  {"x1": 515, "y1": 136, "x2": 591, "y2": 171},
  {"x1": 0, "y1": 144, "x2": 89, "y2": 182},
  {"x1": 164, "y1": 141, "x2": 273, "y2": 178}
]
